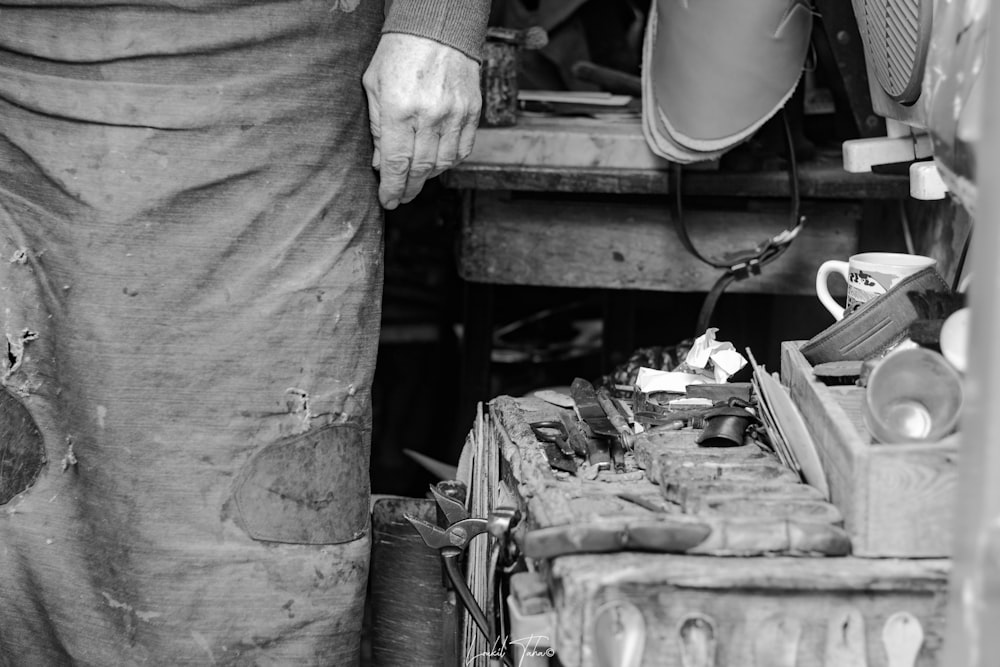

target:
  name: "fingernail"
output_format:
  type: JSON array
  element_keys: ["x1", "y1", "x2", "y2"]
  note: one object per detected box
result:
[{"x1": 386, "y1": 199, "x2": 399, "y2": 210}]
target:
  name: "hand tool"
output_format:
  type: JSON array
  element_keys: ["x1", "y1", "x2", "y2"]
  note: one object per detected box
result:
[
  {"x1": 556, "y1": 410, "x2": 592, "y2": 458},
  {"x1": 571, "y1": 377, "x2": 619, "y2": 439},
  {"x1": 406, "y1": 513, "x2": 491, "y2": 641},
  {"x1": 596, "y1": 386, "x2": 637, "y2": 451},
  {"x1": 529, "y1": 421, "x2": 579, "y2": 474},
  {"x1": 572, "y1": 377, "x2": 632, "y2": 471},
  {"x1": 578, "y1": 419, "x2": 613, "y2": 471},
  {"x1": 557, "y1": 407, "x2": 611, "y2": 471},
  {"x1": 528, "y1": 420, "x2": 574, "y2": 457},
  {"x1": 405, "y1": 488, "x2": 522, "y2": 666},
  {"x1": 608, "y1": 438, "x2": 627, "y2": 474},
  {"x1": 633, "y1": 393, "x2": 755, "y2": 432}
]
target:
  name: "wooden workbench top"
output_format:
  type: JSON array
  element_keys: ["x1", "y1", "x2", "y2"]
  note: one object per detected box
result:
[
  {"x1": 445, "y1": 158, "x2": 909, "y2": 199},
  {"x1": 444, "y1": 116, "x2": 909, "y2": 199},
  {"x1": 493, "y1": 394, "x2": 855, "y2": 558}
]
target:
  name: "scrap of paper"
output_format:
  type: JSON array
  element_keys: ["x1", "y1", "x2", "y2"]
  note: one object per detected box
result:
[
  {"x1": 681, "y1": 327, "x2": 747, "y2": 383},
  {"x1": 634, "y1": 328, "x2": 747, "y2": 392}
]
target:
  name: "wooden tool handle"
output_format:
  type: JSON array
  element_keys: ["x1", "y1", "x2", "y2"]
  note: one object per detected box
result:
[{"x1": 597, "y1": 387, "x2": 637, "y2": 451}]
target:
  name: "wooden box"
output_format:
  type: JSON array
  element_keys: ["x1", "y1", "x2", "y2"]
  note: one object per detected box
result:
[
  {"x1": 780, "y1": 341, "x2": 960, "y2": 558},
  {"x1": 487, "y1": 395, "x2": 950, "y2": 667},
  {"x1": 550, "y1": 552, "x2": 949, "y2": 667}
]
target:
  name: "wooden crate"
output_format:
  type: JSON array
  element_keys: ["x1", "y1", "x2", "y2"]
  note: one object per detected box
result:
[{"x1": 780, "y1": 341, "x2": 960, "y2": 558}]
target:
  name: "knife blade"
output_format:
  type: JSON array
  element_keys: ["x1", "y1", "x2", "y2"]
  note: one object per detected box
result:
[
  {"x1": 572, "y1": 377, "x2": 631, "y2": 472},
  {"x1": 570, "y1": 378, "x2": 618, "y2": 470},
  {"x1": 571, "y1": 377, "x2": 618, "y2": 438}
]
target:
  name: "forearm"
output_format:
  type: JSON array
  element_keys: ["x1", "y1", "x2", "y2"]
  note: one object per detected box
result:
[{"x1": 382, "y1": 0, "x2": 491, "y2": 62}]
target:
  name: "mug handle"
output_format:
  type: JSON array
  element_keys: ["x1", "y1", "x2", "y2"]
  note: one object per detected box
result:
[{"x1": 816, "y1": 260, "x2": 849, "y2": 320}]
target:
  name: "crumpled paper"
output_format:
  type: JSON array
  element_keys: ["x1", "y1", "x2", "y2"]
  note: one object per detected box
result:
[{"x1": 635, "y1": 328, "x2": 747, "y2": 392}]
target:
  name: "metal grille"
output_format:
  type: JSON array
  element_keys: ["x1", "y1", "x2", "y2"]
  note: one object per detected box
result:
[{"x1": 855, "y1": 0, "x2": 933, "y2": 105}]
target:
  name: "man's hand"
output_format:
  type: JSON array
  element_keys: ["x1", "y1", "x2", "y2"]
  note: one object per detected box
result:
[{"x1": 363, "y1": 33, "x2": 482, "y2": 210}]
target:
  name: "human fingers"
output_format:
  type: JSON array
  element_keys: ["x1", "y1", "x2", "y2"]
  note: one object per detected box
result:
[
  {"x1": 377, "y1": 122, "x2": 415, "y2": 210},
  {"x1": 457, "y1": 121, "x2": 477, "y2": 166},
  {"x1": 402, "y1": 127, "x2": 441, "y2": 203},
  {"x1": 430, "y1": 91, "x2": 480, "y2": 178},
  {"x1": 457, "y1": 102, "x2": 480, "y2": 164},
  {"x1": 429, "y1": 119, "x2": 462, "y2": 179},
  {"x1": 362, "y1": 70, "x2": 382, "y2": 170}
]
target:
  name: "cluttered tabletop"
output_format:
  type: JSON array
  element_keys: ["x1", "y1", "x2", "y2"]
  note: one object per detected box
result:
[{"x1": 449, "y1": 309, "x2": 963, "y2": 666}]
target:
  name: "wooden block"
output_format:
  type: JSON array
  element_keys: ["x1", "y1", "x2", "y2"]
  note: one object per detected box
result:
[
  {"x1": 780, "y1": 341, "x2": 959, "y2": 557},
  {"x1": 460, "y1": 194, "x2": 860, "y2": 294}
]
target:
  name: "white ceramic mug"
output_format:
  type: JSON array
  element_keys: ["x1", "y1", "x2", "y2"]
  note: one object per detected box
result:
[{"x1": 816, "y1": 252, "x2": 937, "y2": 320}]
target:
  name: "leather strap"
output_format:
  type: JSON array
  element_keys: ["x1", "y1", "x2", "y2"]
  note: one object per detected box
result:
[
  {"x1": 800, "y1": 266, "x2": 951, "y2": 365},
  {"x1": 671, "y1": 111, "x2": 804, "y2": 335}
]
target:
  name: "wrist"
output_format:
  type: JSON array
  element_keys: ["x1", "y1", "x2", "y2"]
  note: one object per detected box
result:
[{"x1": 382, "y1": 0, "x2": 489, "y2": 62}]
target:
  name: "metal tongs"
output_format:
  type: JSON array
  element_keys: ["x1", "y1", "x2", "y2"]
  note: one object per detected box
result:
[{"x1": 405, "y1": 485, "x2": 521, "y2": 658}]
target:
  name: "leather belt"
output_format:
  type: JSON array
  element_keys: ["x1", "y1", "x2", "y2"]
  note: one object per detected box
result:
[{"x1": 800, "y1": 266, "x2": 951, "y2": 365}]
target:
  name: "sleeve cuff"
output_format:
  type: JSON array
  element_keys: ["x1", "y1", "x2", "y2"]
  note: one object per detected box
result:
[{"x1": 382, "y1": 0, "x2": 490, "y2": 62}]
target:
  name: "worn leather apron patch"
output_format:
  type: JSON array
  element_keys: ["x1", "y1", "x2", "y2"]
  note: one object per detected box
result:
[
  {"x1": 0, "y1": 389, "x2": 46, "y2": 504},
  {"x1": 230, "y1": 423, "x2": 369, "y2": 545}
]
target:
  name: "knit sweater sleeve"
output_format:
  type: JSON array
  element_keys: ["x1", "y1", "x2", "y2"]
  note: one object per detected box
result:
[{"x1": 381, "y1": 0, "x2": 491, "y2": 62}]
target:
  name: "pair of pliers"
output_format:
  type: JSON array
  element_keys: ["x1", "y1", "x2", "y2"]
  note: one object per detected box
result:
[{"x1": 405, "y1": 486, "x2": 494, "y2": 643}]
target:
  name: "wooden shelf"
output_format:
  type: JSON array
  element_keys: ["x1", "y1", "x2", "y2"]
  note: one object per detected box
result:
[{"x1": 443, "y1": 153, "x2": 909, "y2": 200}]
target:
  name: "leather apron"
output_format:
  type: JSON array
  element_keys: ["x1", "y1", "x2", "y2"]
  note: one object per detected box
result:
[{"x1": 0, "y1": 0, "x2": 381, "y2": 663}]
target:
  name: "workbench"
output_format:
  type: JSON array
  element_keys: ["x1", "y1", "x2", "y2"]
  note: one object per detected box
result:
[
  {"x1": 484, "y1": 393, "x2": 949, "y2": 667},
  {"x1": 443, "y1": 115, "x2": 911, "y2": 450}
]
